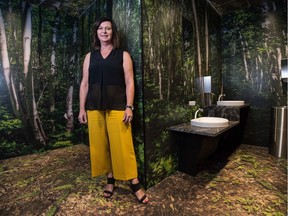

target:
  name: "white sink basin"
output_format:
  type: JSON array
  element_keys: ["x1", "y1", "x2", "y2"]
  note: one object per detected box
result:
[
  {"x1": 191, "y1": 117, "x2": 229, "y2": 128},
  {"x1": 217, "y1": 100, "x2": 245, "y2": 106}
]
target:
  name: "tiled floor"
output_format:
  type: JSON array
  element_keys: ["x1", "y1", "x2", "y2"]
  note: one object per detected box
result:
[{"x1": 0, "y1": 144, "x2": 287, "y2": 215}]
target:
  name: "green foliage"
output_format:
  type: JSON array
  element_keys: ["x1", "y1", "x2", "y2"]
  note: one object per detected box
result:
[
  {"x1": 0, "y1": 107, "x2": 22, "y2": 133},
  {"x1": 236, "y1": 197, "x2": 262, "y2": 214},
  {"x1": 151, "y1": 155, "x2": 173, "y2": 174},
  {"x1": 145, "y1": 99, "x2": 199, "y2": 187},
  {"x1": 15, "y1": 189, "x2": 41, "y2": 201},
  {"x1": 135, "y1": 142, "x2": 145, "y2": 170},
  {"x1": 144, "y1": 98, "x2": 198, "y2": 187},
  {"x1": 148, "y1": 154, "x2": 176, "y2": 187},
  {"x1": 15, "y1": 177, "x2": 35, "y2": 188},
  {"x1": 0, "y1": 106, "x2": 31, "y2": 158},
  {"x1": 52, "y1": 140, "x2": 73, "y2": 148},
  {"x1": 46, "y1": 206, "x2": 58, "y2": 216},
  {"x1": 50, "y1": 184, "x2": 74, "y2": 191}
]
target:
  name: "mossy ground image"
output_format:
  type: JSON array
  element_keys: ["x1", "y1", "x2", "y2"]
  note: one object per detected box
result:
[{"x1": 0, "y1": 144, "x2": 286, "y2": 215}]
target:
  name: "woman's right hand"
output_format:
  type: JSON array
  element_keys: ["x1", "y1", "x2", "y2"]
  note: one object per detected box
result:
[{"x1": 78, "y1": 110, "x2": 87, "y2": 124}]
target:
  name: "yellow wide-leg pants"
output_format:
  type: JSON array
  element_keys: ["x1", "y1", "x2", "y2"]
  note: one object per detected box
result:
[{"x1": 87, "y1": 110, "x2": 138, "y2": 180}]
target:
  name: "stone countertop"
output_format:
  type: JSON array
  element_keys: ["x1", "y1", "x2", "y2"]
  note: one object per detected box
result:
[
  {"x1": 206, "y1": 104, "x2": 250, "y2": 121},
  {"x1": 169, "y1": 121, "x2": 239, "y2": 137}
]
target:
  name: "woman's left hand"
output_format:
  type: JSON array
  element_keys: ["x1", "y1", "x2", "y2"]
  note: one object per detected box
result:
[{"x1": 123, "y1": 108, "x2": 133, "y2": 124}]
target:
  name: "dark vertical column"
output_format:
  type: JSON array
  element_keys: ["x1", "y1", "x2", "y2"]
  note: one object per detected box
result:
[
  {"x1": 106, "y1": 0, "x2": 113, "y2": 18},
  {"x1": 81, "y1": 16, "x2": 84, "y2": 55}
]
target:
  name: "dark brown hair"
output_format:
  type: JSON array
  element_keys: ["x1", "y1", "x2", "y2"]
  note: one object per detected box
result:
[{"x1": 92, "y1": 17, "x2": 120, "y2": 49}]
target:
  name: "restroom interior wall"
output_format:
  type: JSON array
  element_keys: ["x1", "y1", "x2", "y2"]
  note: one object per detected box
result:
[
  {"x1": 221, "y1": 1, "x2": 287, "y2": 146},
  {"x1": 142, "y1": 0, "x2": 222, "y2": 187}
]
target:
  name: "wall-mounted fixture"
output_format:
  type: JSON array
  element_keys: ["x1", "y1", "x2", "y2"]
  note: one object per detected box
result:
[
  {"x1": 204, "y1": 76, "x2": 213, "y2": 106},
  {"x1": 281, "y1": 59, "x2": 288, "y2": 80},
  {"x1": 203, "y1": 76, "x2": 211, "y2": 93},
  {"x1": 281, "y1": 59, "x2": 287, "y2": 96}
]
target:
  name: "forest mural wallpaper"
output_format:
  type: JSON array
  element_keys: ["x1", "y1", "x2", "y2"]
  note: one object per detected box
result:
[
  {"x1": 142, "y1": 0, "x2": 222, "y2": 187},
  {"x1": 0, "y1": 0, "x2": 287, "y2": 189},
  {"x1": 0, "y1": 0, "x2": 87, "y2": 158},
  {"x1": 0, "y1": 0, "x2": 148, "y2": 183},
  {"x1": 221, "y1": 0, "x2": 287, "y2": 146},
  {"x1": 0, "y1": 1, "x2": 142, "y2": 157}
]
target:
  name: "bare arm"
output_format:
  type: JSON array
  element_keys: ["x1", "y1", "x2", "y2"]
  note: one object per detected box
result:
[
  {"x1": 123, "y1": 51, "x2": 135, "y2": 123},
  {"x1": 78, "y1": 52, "x2": 90, "y2": 124}
]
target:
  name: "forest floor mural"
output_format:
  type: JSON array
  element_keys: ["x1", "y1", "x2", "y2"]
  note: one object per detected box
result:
[{"x1": 0, "y1": 144, "x2": 286, "y2": 215}]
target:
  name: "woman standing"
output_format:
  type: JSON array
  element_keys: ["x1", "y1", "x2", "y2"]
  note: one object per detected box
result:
[{"x1": 78, "y1": 17, "x2": 148, "y2": 204}]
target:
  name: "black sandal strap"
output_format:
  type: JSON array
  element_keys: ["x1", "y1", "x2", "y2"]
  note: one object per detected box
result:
[
  {"x1": 130, "y1": 182, "x2": 141, "y2": 193},
  {"x1": 104, "y1": 177, "x2": 115, "y2": 198},
  {"x1": 138, "y1": 194, "x2": 147, "y2": 204},
  {"x1": 130, "y1": 182, "x2": 148, "y2": 204},
  {"x1": 103, "y1": 190, "x2": 113, "y2": 196},
  {"x1": 107, "y1": 177, "x2": 115, "y2": 185}
]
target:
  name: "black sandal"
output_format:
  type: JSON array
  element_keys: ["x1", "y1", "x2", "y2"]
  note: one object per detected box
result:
[
  {"x1": 103, "y1": 177, "x2": 115, "y2": 198},
  {"x1": 130, "y1": 182, "x2": 148, "y2": 204}
]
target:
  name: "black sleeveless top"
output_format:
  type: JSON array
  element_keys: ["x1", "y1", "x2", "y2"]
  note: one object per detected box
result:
[{"x1": 86, "y1": 48, "x2": 126, "y2": 110}]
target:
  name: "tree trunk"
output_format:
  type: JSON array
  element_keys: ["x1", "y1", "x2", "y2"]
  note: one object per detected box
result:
[
  {"x1": 192, "y1": 0, "x2": 204, "y2": 105},
  {"x1": 49, "y1": 10, "x2": 59, "y2": 113},
  {"x1": 65, "y1": 22, "x2": 78, "y2": 132},
  {"x1": 38, "y1": 6, "x2": 43, "y2": 67},
  {"x1": 239, "y1": 33, "x2": 251, "y2": 82},
  {"x1": 205, "y1": 4, "x2": 209, "y2": 75},
  {"x1": 166, "y1": 3, "x2": 174, "y2": 102},
  {"x1": 65, "y1": 86, "x2": 74, "y2": 132},
  {"x1": 0, "y1": 7, "x2": 21, "y2": 117},
  {"x1": 256, "y1": 55, "x2": 264, "y2": 92},
  {"x1": 22, "y1": 2, "x2": 47, "y2": 144},
  {"x1": 158, "y1": 62, "x2": 163, "y2": 100}
]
